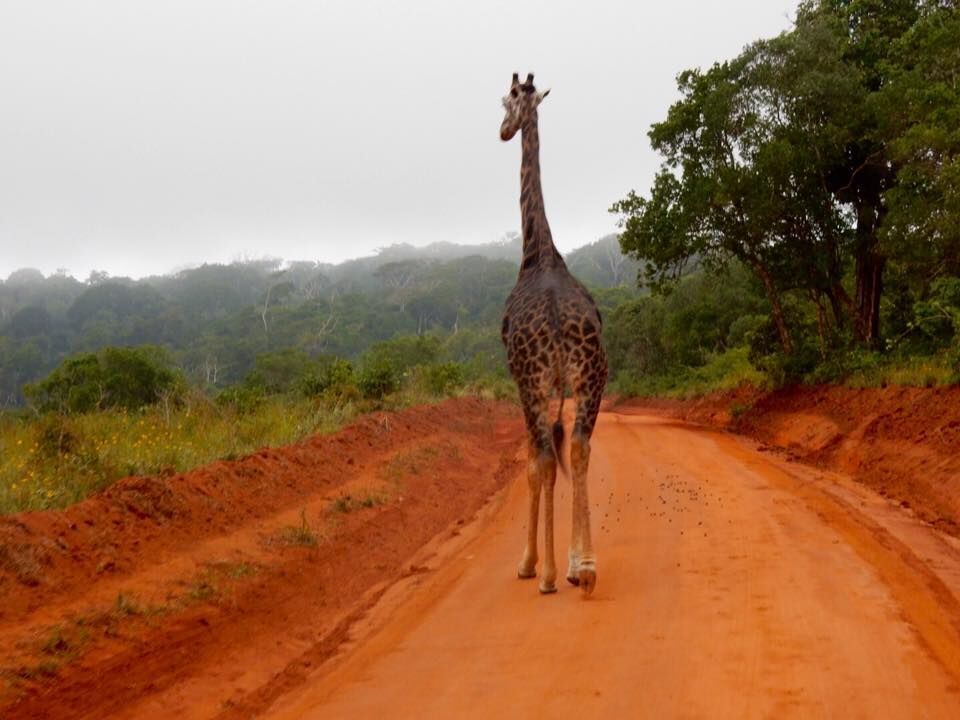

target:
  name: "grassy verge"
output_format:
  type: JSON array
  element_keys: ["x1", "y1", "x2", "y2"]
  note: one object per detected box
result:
[
  {"x1": 611, "y1": 348, "x2": 768, "y2": 399},
  {"x1": 0, "y1": 394, "x2": 359, "y2": 515},
  {"x1": 0, "y1": 375, "x2": 517, "y2": 516},
  {"x1": 611, "y1": 347, "x2": 958, "y2": 400}
]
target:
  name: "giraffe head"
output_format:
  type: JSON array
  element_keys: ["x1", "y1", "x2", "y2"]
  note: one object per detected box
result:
[{"x1": 500, "y1": 72, "x2": 550, "y2": 142}]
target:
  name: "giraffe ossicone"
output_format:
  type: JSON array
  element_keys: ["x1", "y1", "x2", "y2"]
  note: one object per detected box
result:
[{"x1": 499, "y1": 73, "x2": 608, "y2": 596}]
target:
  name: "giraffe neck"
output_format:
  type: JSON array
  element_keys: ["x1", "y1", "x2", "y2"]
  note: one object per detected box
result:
[{"x1": 519, "y1": 111, "x2": 563, "y2": 273}]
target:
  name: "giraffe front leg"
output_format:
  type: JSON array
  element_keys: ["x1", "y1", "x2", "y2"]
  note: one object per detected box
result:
[{"x1": 517, "y1": 451, "x2": 541, "y2": 579}]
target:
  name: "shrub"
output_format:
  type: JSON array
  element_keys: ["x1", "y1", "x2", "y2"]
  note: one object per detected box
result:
[
  {"x1": 357, "y1": 358, "x2": 400, "y2": 400},
  {"x1": 300, "y1": 358, "x2": 356, "y2": 397},
  {"x1": 413, "y1": 362, "x2": 465, "y2": 396},
  {"x1": 24, "y1": 346, "x2": 183, "y2": 414},
  {"x1": 215, "y1": 384, "x2": 266, "y2": 414},
  {"x1": 245, "y1": 349, "x2": 317, "y2": 394}
]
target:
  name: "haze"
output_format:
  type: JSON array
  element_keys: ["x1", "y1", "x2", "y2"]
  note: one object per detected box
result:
[{"x1": 0, "y1": 0, "x2": 795, "y2": 280}]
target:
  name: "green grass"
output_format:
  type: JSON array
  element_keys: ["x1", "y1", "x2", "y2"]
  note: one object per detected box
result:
[
  {"x1": 0, "y1": 394, "x2": 364, "y2": 515},
  {"x1": 613, "y1": 346, "x2": 958, "y2": 401},
  {"x1": 830, "y1": 354, "x2": 957, "y2": 389},
  {"x1": 612, "y1": 347, "x2": 768, "y2": 399},
  {"x1": 0, "y1": 366, "x2": 512, "y2": 517}
]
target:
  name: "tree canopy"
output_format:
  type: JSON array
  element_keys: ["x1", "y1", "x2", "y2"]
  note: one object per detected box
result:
[{"x1": 613, "y1": 0, "x2": 960, "y2": 365}]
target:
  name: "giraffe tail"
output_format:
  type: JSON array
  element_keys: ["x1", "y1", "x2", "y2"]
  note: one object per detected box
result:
[{"x1": 553, "y1": 397, "x2": 568, "y2": 478}]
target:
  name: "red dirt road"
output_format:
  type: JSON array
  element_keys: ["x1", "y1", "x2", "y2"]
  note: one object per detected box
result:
[
  {"x1": 5, "y1": 402, "x2": 960, "y2": 718},
  {"x1": 267, "y1": 410, "x2": 960, "y2": 719}
]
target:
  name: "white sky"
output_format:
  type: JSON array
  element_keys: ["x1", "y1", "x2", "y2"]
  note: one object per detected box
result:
[{"x1": 0, "y1": 0, "x2": 796, "y2": 280}]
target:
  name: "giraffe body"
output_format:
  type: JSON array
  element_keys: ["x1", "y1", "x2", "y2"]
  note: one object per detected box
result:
[{"x1": 499, "y1": 73, "x2": 608, "y2": 596}]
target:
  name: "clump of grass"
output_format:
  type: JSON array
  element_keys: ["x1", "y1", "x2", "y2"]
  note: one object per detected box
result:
[
  {"x1": 329, "y1": 491, "x2": 386, "y2": 514},
  {"x1": 40, "y1": 627, "x2": 72, "y2": 656},
  {"x1": 14, "y1": 659, "x2": 61, "y2": 680},
  {"x1": 277, "y1": 509, "x2": 319, "y2": 548},
  {"x1": 206, "y1": 560, "x2": 257, "y2": 580},
  {"x1": 380, "y1": 445, "x2": 443, "y2": 485},
  {"x1": 30, "y1": 622, "x2": 89, "y2": 675},
  {"x1": 186, "y1": 580, "x2": 218, "y2": 603},
  {"x1": 114, "y1": 592, "x2": 142, "y2": 617},
  {"x1": 730, "y1": 401, "x2": 753, "y2": 421},
  {"x1": 181, "y1": 559, "x2": 258, "y2": 605}
]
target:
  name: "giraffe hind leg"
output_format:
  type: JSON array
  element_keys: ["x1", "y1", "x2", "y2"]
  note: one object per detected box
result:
[
  {"x1": 568, "y1": 384, "x2": 602, "y2": 595},
  {"x1": 517, "y1": 392, "x2": 559, "y2": 593},
  {"x1": 517, "y1": 441, "x2": 541, "y2": 580}
]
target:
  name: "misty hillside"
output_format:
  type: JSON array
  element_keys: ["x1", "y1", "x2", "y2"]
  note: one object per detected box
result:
[{"x1": 0, "y1": 235, "x2": 640, "y2": 404}]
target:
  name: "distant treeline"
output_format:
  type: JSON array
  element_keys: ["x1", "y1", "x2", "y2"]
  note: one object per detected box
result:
[{"x1": 0, "y1": 235, "x2": 640, "y2": 405}]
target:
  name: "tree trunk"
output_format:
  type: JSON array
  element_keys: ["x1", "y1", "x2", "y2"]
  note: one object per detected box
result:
[
  {"x1": 853, "y1": 202, "x2": 886, "y2": 346},
  {"x1": 855, "y1": 250, "x2": 885, "y2": 346},
  {"x1": 810, "y1": 290, "x2": 828, "y2": 360},
  {"x1": 828, "y1": 282, "x2": 854, "y2": 329},
  {"x1": 749, "y1": 259, "x2": 794, "y2": 355}
]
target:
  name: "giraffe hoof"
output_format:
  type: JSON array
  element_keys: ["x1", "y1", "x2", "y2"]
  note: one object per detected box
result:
[
  {"x1": 578, "y1": 569, "x2": 597, "y2": 596},
  {"x1": 566, "y1": 574, "x2": 580, "y2": 586},
  {"x1": 539, "y1": 581, "x2": 557, "y2": 594},
  {"x1": 517, "y1": 565, "x2": 537, "y2": 580}
]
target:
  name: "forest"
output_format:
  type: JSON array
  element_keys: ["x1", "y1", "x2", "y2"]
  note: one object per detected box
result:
[{"x1": 0, "y1": 234, "x2": 639, "y2": 407}]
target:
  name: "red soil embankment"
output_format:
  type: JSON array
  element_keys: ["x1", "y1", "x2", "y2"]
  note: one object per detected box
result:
[
  {"x1": 622, "y1": 384, "x2": 960, "y2": 535},
  {"x1": 0, "y1": 397, "x2": 524, "y2": 720}
]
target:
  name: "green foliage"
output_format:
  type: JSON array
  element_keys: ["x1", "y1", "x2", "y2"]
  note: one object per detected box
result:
[
  {"x1": 908, "y1": 277, "x2": 960, "y2": 347},
  {"x1": 215, "y1": 383, "x2": 267, "y2": 415},
  {"x1": 605, "y1": 265, "x2": 768, "y2": 381},
  {"x1": 609, "y1": 0, "x2": 960, "y2": 389},
  {"x1": 612, "y1": 348, "x2": 767, "y2": 399},
  {"x1": 245, "y1": 348, "x2": 318, "y2": 394},
  {"x1": 24, "y1": 346, "x2": 183, "y2": 414},
  {"x1": 411, "y1": 362, "x2": 465, "y2": 396},
  {"x1": 301, "y1": 358, "x2": 356, "y2": 398},
  {"x1": 1, "y1": 234, "x2": 639, "y2": 405},
  {"x1": 357, "y1": 357, "x2": 401, "y2": 400}
]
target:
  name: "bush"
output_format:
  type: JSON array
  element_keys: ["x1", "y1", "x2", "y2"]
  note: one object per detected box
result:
[
  {"x1": 413, "y1": 362, "x2": 465, "y2": 396},
  {"x1": 215, "y1": 384, "x2": 267, "y2": 414},
  {"x1": 245, "y1": 349, "x2": 317, "y2": 394},
  {"x1": 357, "y1": 358, "x2": 400, "y2": 400},
  {"x1": 300, "y1": 358, "x2": 356, "y2": 397},
  {"x1": 24, "y1": 346, "x2": 183, "y2": 414},
  {"x1": 910, "y1": 277, "x2": 960, "y2": 348}
]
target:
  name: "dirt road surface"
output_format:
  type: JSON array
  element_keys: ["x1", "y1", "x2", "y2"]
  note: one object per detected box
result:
[
  {"x1": 267, "y1": 410, "x2": 960, "y2": 719},
  {"x1": 6, "y1": 403, "x2": 960, "y2": 718}
]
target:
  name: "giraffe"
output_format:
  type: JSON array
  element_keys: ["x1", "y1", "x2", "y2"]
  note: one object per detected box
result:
[{"x1": 499, "y1": 73, "x2": 608, "y2": 596}]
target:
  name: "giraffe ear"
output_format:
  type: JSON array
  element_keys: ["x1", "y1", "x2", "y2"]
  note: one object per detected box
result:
[{"x1": 538, "y1": 89, "x2": 551, "y2": 103}]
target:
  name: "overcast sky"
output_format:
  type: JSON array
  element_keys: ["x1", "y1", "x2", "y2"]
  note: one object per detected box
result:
[{"x1": 0, "y1": 1, "x2": 796, "y2": 280}]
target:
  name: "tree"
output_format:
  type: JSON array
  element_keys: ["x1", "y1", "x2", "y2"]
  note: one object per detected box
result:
[
  {"x1": 879, "y1": 2, "x2": 960, "y2": 281},
  {"x1": 612, "y1": 3, "x2": 933, "y2": 355},
  {"x1": 611, "y1": 51, "x2": 840, "y2": 354}
]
